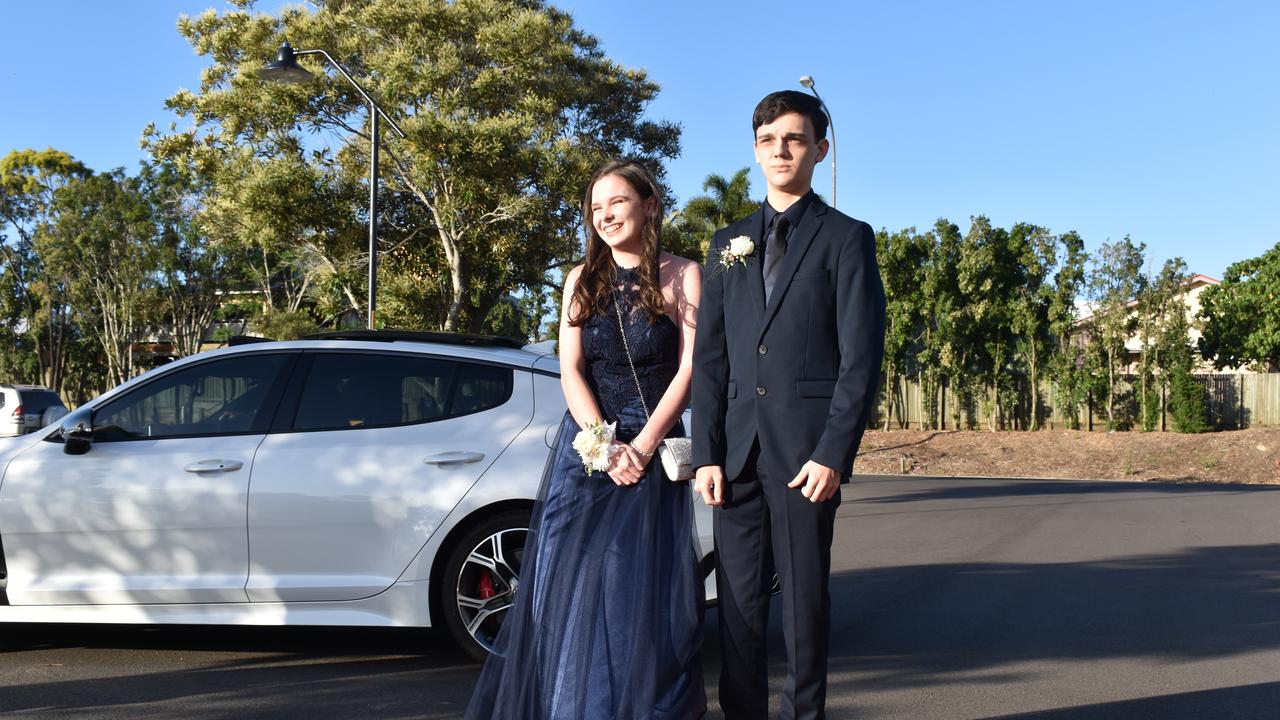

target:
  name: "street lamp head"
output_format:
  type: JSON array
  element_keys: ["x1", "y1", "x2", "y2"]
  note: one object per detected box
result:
[
  {"x1": 259, "y1": 42, "x2": 315, "y2": 83},
  {"x1": 797, "y1": 74, "x2": 834, "y2": 207}
]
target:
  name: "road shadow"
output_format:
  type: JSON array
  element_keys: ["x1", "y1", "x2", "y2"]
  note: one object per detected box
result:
[
  {"x1": 824, "y1": 543, "x2": 1280, "y2": 696},
  {"x1": 0, "y1": 623, "x2": 469, "y2": 662},
  {"x1": 0, "y1": 626, "x2": 478, "y2": 719},
  {"x1": 855, "y1": 477, "x2": 1280, "y2": 505},
  {"x1": 988, "y1": 680, "x2": 1280, "y2": 719}
]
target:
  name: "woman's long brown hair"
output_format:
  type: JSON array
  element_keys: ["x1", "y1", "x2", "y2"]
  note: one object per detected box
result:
[{"x1": 567, "y1": 160, "x2": 667, "y2": 327}]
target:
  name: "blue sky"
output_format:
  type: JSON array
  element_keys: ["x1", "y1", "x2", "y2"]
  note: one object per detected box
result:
[{"x1": 2, "y1": 1, "x2": 1277, "y2": 280}]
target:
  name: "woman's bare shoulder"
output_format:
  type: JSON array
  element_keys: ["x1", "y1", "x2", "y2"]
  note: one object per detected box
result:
[{"x1": 659, "y1": 252, "x2": 701, "y2": 276}]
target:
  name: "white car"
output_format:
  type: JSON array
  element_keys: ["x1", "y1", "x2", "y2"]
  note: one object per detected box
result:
[
  {"x1": 0, "y1": 384, "x2": 69, "y2": 437},
  {"x1": 0, "y1": 331, "x2": 713, "y2": 660}
]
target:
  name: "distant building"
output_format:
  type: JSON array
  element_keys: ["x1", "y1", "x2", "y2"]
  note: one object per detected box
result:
[{"x1": 1075, "y1": 274, "x2": 1247, "y2": 374}]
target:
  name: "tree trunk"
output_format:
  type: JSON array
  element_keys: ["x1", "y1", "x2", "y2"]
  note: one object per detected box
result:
[
  {"x1": 882, "y1": 363, "x2": 895, "y2": 431},
  {"x1": 990, "y1": 340, "x2": 1001, "y2": 432},
  {"x1": 1140, "y1": 357, "x2": 1148, "y2": 430},
  {"x1": 445, "y1": 270, "x2": 464, "y2": 332},
  {"x1": 1106, "y1": 349, "x2": 1116, "y2": 429},
  {"x1": 1029, "y1": 341, "x2": 1040, "y2": 431}
]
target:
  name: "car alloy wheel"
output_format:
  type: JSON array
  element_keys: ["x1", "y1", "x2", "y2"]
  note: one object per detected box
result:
[{"x1": 440, "y1": 509, "x2": 531, "y2": 662}]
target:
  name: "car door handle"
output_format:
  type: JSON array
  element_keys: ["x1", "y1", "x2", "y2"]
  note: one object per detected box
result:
[
  {"x1": 183, "y1": 459, "x2": 245, "y2": 473},
  {"x1": 424, "y1": 451, "x2": 486, "y2": 466}
]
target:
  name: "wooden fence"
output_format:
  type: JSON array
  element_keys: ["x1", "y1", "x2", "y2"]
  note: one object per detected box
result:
[{"x1": 872, "y1": 373, "x2": 1280, "y2": 431}]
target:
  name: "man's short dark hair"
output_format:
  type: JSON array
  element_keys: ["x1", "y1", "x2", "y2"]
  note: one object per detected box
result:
[{"x1": 752, "y1": 90, "x2": 828, "y2": 141}]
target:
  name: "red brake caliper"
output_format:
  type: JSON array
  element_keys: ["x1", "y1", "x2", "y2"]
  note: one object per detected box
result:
[{"x1": 477, "y1": 572, "x2": 497, "y2": 600}]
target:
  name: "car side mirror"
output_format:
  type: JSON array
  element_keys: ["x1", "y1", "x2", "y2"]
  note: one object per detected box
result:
[{"x1": 61, "y1": 408, "x2": 95, "y2": 455}]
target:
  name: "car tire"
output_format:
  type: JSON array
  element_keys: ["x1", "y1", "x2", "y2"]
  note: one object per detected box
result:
[{"x1": 439, "y1": 508, "x2": 532, "y2": 662}]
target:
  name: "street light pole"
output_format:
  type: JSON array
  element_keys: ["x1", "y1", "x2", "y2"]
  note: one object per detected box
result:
[
  {"x1": 799, "y1": 75, "x2": 836, "y2": 209},
  {"x1": 260, "y1": 42, "x2": 406, "y2": 329},
  {"x1": 368, "y1": 109, "x2": 380, "y2": 329}
]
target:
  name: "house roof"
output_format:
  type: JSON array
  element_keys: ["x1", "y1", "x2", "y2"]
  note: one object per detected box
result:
[{"x1": 1075, "y1": 273, "x2": 1218, "y2": 326}]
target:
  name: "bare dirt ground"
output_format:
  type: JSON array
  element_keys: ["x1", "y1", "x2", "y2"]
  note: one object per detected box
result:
[{"x1": 855, "y1": 427, "x2": 1280, "y2": 484}]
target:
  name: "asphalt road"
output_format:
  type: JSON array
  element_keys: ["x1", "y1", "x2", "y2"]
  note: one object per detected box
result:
[{"x1": 3, "y1": 474, "x2": 1280, "y2": 719}]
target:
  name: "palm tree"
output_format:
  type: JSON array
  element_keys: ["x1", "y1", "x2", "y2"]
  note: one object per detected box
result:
[{"x1": 667, "y1": 168, "x2": 755, "y2": 261}]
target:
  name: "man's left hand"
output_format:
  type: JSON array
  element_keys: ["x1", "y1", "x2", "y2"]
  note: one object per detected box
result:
[{"x1": 787, "y1": 460, "x2": 841, "y2": 502}]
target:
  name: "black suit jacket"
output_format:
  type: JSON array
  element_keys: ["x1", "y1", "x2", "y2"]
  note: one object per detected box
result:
[{"x1": 692, "y1": 198, "x2": 886, "y2": 481}]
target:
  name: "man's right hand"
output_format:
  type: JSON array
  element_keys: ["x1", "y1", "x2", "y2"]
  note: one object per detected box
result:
[{"x1": 694, "y1": 465, "x2": 725, "y2": 506}]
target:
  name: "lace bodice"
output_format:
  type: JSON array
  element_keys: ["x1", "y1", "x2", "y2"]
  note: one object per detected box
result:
[{"x1": 582, "y1": 266, "x2": 680, "y2": 427}]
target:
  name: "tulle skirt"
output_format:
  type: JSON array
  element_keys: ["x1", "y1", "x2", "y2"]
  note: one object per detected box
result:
[{"x1": 465, "y1": 400, "x2": 705, "y2": 720}]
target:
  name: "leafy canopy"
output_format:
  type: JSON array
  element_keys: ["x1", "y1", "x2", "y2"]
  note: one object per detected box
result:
[
  {"x1": 151, "y1": 0, "x2": 680, "y2": 333},
  {"x1": 1198, "y1": 242, "x2": 1280, "y2": 371}
]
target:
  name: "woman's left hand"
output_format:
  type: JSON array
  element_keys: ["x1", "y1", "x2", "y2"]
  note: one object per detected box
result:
[
  {"x1": 625, "y1": 442, "x2": 653, "y2": 471},
  {"x1": 607, "y1": 444, "x2": 644, "y2": 486}
]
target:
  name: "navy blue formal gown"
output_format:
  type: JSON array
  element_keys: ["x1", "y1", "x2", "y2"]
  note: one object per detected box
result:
[{"x1": 465, "y1": 267, "x2": 706, "y2": 720}]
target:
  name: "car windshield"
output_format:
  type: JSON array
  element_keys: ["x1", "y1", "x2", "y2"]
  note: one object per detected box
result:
[{"x1": 21, "y1": 391, "x2": 63, "y2": 413}]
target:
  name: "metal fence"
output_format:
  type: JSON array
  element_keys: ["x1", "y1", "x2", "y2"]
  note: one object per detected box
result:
[{"x1": 872, "y1": 373, "x2": 1280, "y2": 431}]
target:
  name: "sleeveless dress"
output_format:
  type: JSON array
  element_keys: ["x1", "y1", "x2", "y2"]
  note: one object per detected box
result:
[{"x1": 465, "y1": 266, "x2": 706, "y2": 720}]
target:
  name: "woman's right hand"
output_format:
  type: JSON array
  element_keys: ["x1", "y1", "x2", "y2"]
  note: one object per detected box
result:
[{"x1": 607, "y1": 444, "x2": 645, "y2": 486}]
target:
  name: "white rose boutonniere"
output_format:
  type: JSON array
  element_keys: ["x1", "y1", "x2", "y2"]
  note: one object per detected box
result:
[
  {"x1": 572, "y1": 419, "x2": 617, "y2": 473},
  {"x1": 717, "y1": 235, "x2": 756, "y2": 271}
]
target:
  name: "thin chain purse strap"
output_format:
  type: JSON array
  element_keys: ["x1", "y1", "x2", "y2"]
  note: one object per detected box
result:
[
  {"x1": 612, "y1": 292, "x2": 652, "y2": 422},
  {"x1": 611, "y1": 287, "x2": 695, "y2": 482}
]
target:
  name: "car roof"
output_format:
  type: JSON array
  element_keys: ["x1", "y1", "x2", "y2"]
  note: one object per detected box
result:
[
  {"x1": 217, "y1": 337, "x2": 549, "y2": 368},
  {"x1": 85, "y1": 334, "x2": 560, "y2": 409},
  {"x1": 306, "y1": 329, "x2": 527, "y2": 348}
]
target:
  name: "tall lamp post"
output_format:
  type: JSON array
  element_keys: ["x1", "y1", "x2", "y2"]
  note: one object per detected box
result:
[
  {"x1": 259, "y1": 41, "x2": 406, "y2": 329},
  {"x1": 799, "y1": 75, "x2": 835, "y2": 209}
]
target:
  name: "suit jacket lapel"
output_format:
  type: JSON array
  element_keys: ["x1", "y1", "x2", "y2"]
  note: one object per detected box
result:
[
  {"x1": 733, "y1": 210, "x2": 766, "y2": 318},
  {"x1": 760, "y1": 200, "x2": 826, "y2": 336}
]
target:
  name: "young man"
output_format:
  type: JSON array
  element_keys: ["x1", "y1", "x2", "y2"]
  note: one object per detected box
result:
[{"x1": 692, "y1": 90, "x2": 886, "y2": 720}]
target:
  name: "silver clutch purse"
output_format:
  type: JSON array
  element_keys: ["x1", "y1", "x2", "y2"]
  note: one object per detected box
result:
[{"x1": 657, "y1": 436, "x2": 694, "y2": 483}]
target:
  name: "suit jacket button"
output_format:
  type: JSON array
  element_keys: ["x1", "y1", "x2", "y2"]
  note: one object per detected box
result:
[
  {"x1": 758, "y1": 344, "x2": 768, "y2": 355},
  {"x1": 756, "y1": 386, "x2": 767, "y2": 396}
]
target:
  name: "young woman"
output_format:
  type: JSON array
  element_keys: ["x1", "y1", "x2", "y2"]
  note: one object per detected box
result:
[{"x1": 466, "y1": 160, "x2": 705, "y2": 719}]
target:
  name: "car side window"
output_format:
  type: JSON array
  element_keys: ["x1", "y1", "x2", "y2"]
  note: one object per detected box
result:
[
  {"x1": 92, "y1": 354, "x2": 291, "y2": 441},
  {"x1": 450, "y1": 362, "x2": 514, "y2": 416},
  {"x1": 292, "y1": 353, "x2": 512, "y2": 431}
]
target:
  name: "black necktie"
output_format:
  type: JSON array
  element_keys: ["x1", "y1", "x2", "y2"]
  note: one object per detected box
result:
[{"x1": 763, "y1": 214, "x2": 790, "y2": 303}]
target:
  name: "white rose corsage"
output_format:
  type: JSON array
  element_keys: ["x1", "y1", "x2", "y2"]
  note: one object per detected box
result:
[
  {"x1": 572, "y1": 419, "x2": 617, "y2": 473},
  {"x1": 717, "y1": 235, "x2": 755, "y2": 270}
]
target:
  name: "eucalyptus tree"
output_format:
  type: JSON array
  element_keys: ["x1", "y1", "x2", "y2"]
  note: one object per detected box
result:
[
  {"x1": 1135, "y1": 258, "x2": 1188, "y2": 430},
  {"x1": 150, "y1": 0, "x2": 680, "y2": 333},
  {"x1": 920, "y1": 219, "x2": 964, "y2": 429},
  {"x1": 1159, "y1": 258, "x2": 1208, "y2": 431},
  {"x1": 1008, "y1": 223, "x2": 1056, "y2": 429},
  {"x1": 1086, "y1": 236, "x2": 1147, "y2": 429},
  {"x1": 0, "y1": 149, "x2": 91, "y2": 392},
  {"x1": 956, "y1": 216, "x2": 1023, "y2": 430},
  {"x1": 36, "y1": 170, "x2": 158, "y2": 388},
  {"x1": 1046, "y1": 231, "x2": 1087, "y2": 429},
  {"x1": 876, "y1": 227, "x2": 929, "y2": 429},
  {"x1": 142, "y1": 158, "x2": 256, "y2": 357}
]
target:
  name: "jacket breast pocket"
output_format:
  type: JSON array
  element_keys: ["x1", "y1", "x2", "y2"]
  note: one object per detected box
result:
[
  {"x1": 795, "y1": 379, "x2": 836, "y2": 398},
  {"x1": 726, "y1": 381, "x2": 738, "y2": 399},
  {"x1": 791, "y1": 270, "x2": 831, "y2": 285}
]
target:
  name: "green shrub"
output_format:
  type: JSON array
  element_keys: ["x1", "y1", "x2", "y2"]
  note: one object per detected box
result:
[{"x1": 1168, "y1": 368, "x2": 1208, "y2": 433}]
